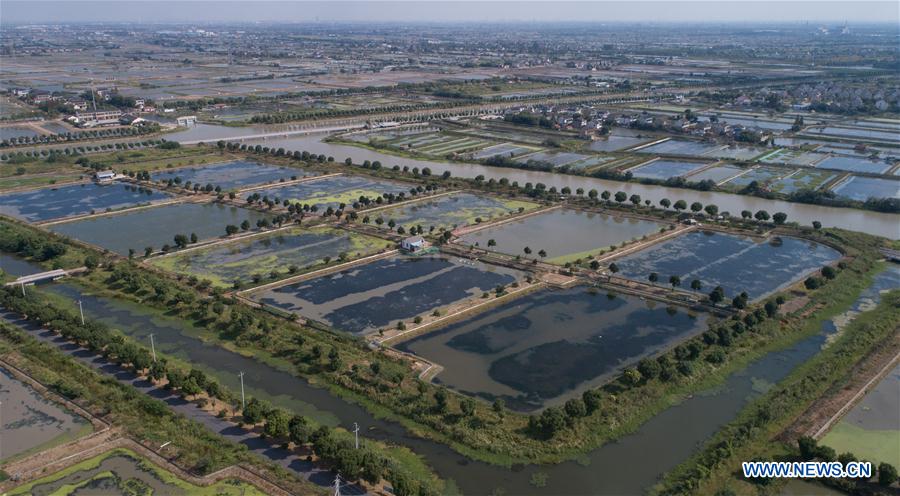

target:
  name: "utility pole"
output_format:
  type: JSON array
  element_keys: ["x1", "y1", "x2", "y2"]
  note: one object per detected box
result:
[
  {"x1": 238, "y1": 371, "x2": 245, "y2": 410},
  {"x1": 333, "y1": 474, "x2": 341, "y2": 496},
  {"x1": 20, "y1": 283, "x2": 25, "y2": 297},
  {"x1": 77, "y1": 300, "x2": 85, "y2": 325},
  {"x1": 148, "y1": 333, "x2": 156, "y2": 362},
  {"x1": 353, "y1": 422, "x2": 360, "y2": 449}
]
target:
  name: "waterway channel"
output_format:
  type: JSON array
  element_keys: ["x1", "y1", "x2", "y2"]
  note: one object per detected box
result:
[{"x1": 164, "y1": 126, "x2": 900, "y2": 239}]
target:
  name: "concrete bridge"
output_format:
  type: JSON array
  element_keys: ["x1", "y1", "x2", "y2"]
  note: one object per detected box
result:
[{"x1": 4, "y1": 267, "x2": 86, "y2": 287}]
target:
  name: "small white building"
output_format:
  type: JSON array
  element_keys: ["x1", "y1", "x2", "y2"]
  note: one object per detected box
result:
[
  {"x1": 94, "y1": 170, "x2": 117, "y2": 183},
  {"x1": 176, "y1": 115, "x2": 197, "y2": 127},
  {"x1": 401, "y1": 236, "x2": 426, "y2": 252}
]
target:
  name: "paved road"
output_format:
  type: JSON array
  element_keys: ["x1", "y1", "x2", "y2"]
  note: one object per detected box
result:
[{"x1": 0, "y1": 310, "x2": 368, "y2": 495}]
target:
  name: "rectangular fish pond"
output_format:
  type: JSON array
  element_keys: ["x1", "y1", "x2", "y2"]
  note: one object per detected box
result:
[
  {"x1": 246, "y1": 174, "x2": 412, "y2": 210},
  {"x1": 613, "y1": 230, "x2": 841, "y2": 300},
  {"x1": 458, "y1": 208, "x2": 665, "y2": 264},
  {"x1": 151, "y1": 159, "x2": 314, "y2": 190},
  {"x1": 49, "y1": 202, "x2": 271, "y2": 256},
  {"x1": 830, "y1": 175, "x2": 900, "y2": 201},
  {"x1": 371, "y1": 192, "x2": 538, "y2": 232},
  {"x1": 397, "y1": 286, "x2": 707, "y2": 412},
  {"x1": 814, "y1": 156, "x2": 892, "y2": 175},
  {"x1": 628, "y1": 159, "x2": 711, "y2": 180},
  {"x1": 0, "y1": 182, "x2": 172, "y2": 222},
  {"x1": 0, "y1": 367, "x2": 91, "y2": 462},
  {"x1": 251, "y1": 253, "x2": 524, "y2": 334},
  {"x1": 150, "y1": 226, "x2": 393, "y2": 288}
]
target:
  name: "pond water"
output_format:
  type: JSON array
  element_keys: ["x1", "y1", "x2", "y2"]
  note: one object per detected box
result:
[
  {"x1": 176, "y1": 129, "x2": 899, "y2": 239},
  {"x1": 630, "y1": 159, "x2": 710, "y2": 180},
  {"x1": 806, "y1": 126, "x2": 900, "y2": 143},
  {"x1": 685, "y1": 165, "x2": 744, "y2": 184},
  {"x1": 247, "y1": 175, "x2": 411, "y2": 210},
  {"x1": 49, "y1": 202, "x2": 270, "y2": 255},
  {"x1": 151, "y1": 226, "x2": 392, "y2": 288},
  {"x1": 151, "y1": 160, "x2": 311, "y2": 190},
  {"x1": 635, "y1": 139, "x2": 720, "y2": 156},
  {"x1": 459, "y1": 208, "x2": 665, "y2": 264},
  {"x1": 28, "y1": 256, "x2": 898, "y2": 496},
  {"x1": 814, "y1": 156, "x2": 891, "y2": 175},
  {"x1": 253, "y1": 254, "x2": 523, "y2": 334},
  {"x1": 587, "y1": 130, "x2": 650, "y2": 152},
  {"x1": 0, "y1": 127, "x2": 41, "y2": 141},
  {"x1": 398, "y1": 287, "x2": 707, "y2": 411},
  {"x1": 25, "y1": 453, "x2": 185, "y2": 496},
  {"x1": 614, "y1": 231, "x2": 841, "y2": 300},
  {"x1": 0, "y1": 182, "x2": 172, "y2": 222},
  {"x1": 0, "y1": 367, "x2": 90, "y2": 461},
  {"x1": 0, "y1": 252, "x2": 43, "y2": 278},
  {"x1": 831, "y1": 176, "x2": 900, "y2": 201},
  {"x1": 373, "y1": 193, "x2": 535, "y2": 231}
]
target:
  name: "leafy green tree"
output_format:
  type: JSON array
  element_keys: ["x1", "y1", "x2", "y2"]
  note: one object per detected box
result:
[
  {"x1": 772, "y1": 212, "x2": 787, "y2": 224},
  {"x1": 263, "y1": 409, "x2": 291, "y2": 438},
  {"x1": 879, "y1": 463, "x2": 898, "y2": 486}
]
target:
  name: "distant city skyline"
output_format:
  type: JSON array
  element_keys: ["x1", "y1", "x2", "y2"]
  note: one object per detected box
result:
[{"x1": 1, "y1": 1, "x2": 898, "y2": 24}]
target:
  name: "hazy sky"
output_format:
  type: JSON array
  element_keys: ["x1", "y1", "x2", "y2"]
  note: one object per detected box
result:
[{"x1": 2, "y1": 1, "x2": 898, "y2": 23}]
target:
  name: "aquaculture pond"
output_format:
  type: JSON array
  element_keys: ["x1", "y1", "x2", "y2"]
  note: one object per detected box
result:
[
  {"x1": 0, "y1": 182, "x2": 171, "y2": 222},
  {"x1": 0, "y1": 126, "x2": 41, "y2": 140},
  {"x1": 150, "y1": 226, "x2": 392, "y2": 288},
  {"x1": 831, "y1": 176, "x2": 900, "y2": 201},
  {"x1": 771, "y1": 169, "x2": 836, "y2": 194},
  {"x1": 246, "y1": 174, "x2": 411, "y2": 210},
  {"x1": 635, "y1": 139, "x2": 721, "y2": 156},
  {"x1": 398, "y1": 286, "x2": 707, "y2": 411},
  {"x1": 151, "y1": 159, "x2": 311, "y2": 190},
  {"x1": 373, "y1": 192, "x2": 537, "y2": 231},
  {"x1": 587, "y1": 129, "x2": 651, "y2": 152},
  {"x1": 459, "y1": 208, "x2": 665, "y2": 264},
  {"x1": 814, "y1": 156, "x2": 892, "y2": 175},
  {"x1": 614, "y1": 231, "x2": 841, "y2": 300},
  {"x1": 0, "y1": 367, "x2": 90, "y2": 461},
  {"x1": 11, "y1": 449, "x2": 265, "y2": 496},
  {"x1": 685, "y1": 165, "x2": 744, "y2": 184},
  {"x1": 49, "y1": 202, "x2": 270, "y2": 255},
  {"x1": 28, "y1": 254, "x2": 899, "y2": 496},
  {"x1": 253, "y1": 254, "x2": 523, "y2": 334},
  {"x1": 629, "y1": 159, "x2": 710, "y2": 180}
]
